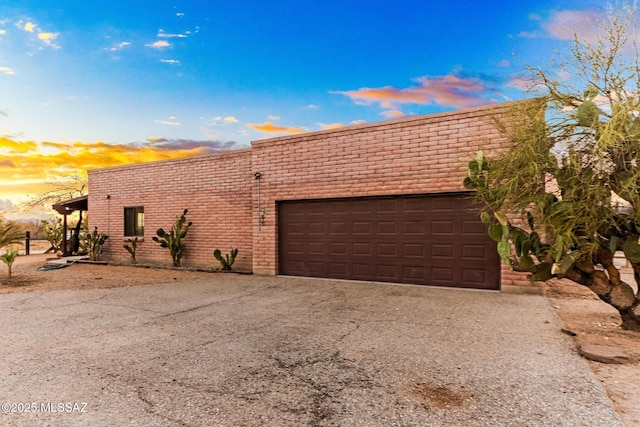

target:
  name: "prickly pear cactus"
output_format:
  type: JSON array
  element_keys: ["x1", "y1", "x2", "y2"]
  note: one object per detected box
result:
[
  {"x1": 123, "y1": 238, "x2": 138, "y2": 264},
  {"x1": 83, "y1": 227, "x2": 109, "y2": 261},
  {"x1": 214, "y1": 248, "x2": 238, "y2": 271},
  {"x1": 152, "y1": 209, "x2": 192, "y2": 267}
]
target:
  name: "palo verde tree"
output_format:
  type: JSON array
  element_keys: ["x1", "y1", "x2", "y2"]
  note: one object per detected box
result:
[
  {"x1": 465, "y1": 4, "x2": 640, "y2": 330},
  {"x1": 24, "y1": 175, "x2": 87, "y2": 254},
  {"x1": 22, "y1": 175, "x2": 87, "y2": 211}
]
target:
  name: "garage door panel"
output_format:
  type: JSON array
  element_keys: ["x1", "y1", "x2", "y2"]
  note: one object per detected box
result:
[
  {"x1": 377, "y1": 264, "x2": 399, "y2": 279},
  {"x1": 285, "y1": 260, "x2": 306, "y2": 275},
  {"x1": 352, "y1": 200, "x2": 374, "y2": 214},
  {"x1": 377, "y1": 222, "x2": 397, "y2": 235},
  {"x1": 462, "y1": 268, "x2": 489, "y2": 283},
  {"x1": 462, "y1": 220, "x2": 487, "y2": 234},
  {"x1": 306, "y1": 203, "x2": 325, "y2": 215},
  {"x1": 353, "y1": 221, "x2": 372, "y2": 235},
  {"x1": 403, "y1": 197, "x2": 426, "y2": 213},
  {"x1": 432, "y1": 244, "x2": 454, "y2": 258},
  {"x1": 431, "y1": 267, "x2": 454, "y2": 283},
  {"x1": 403, "y1": 266, "x2": 426, "y2": 280},
  {"x1": 352, "y1": 263, "x2": 373, "y2": 277},
  {"x1": 308, "y1": 242, "x2": 325, "y2": 255},
  {"x1": 287, "y1": 222, "x2": 305, "y2": 234},
  {"x1": 330, "y1": 201, "x2": 349, "y2": 214},
  {"x1": 431, "y1": 220, "x2": 453, "y2": 235},
  {"x1": 403, "y1": 243, "x2": 424, "y2": 257},
  {"x1": 330, "y1": 222, "x2": 348, "y2": 235},
  {"x1": 353, "y1": 243, "x2": 371, "y2": 256},
  {"x1": 377, "y1": 243, "x2": 398, "y2": 257},
  {"x1": 308, "y1": 222, "x2": 324, "y2": 234},
  {"x1": 377, "y1": 199, "x2": 399, "y2": 213},
  {"x1": 403, "y1": 221, "x2": 425, "y2": 235},
  {"x1": 329, "y1": 242, "x2": 348, "y2": 255},
  {"x1": 462, "y1": 244, "x2": 489, "y2": 259},
  {"x1": 308, "y1": 261, "x2": 325, "y2": 275},
  {"x1": 329, "y1": 263, "x2": 348, "y2": 275},
  {"x1": 431, "y1": 197, "x2": 456, "y2": 212},
  {"x1": 288, "y1": 241, "x2": 305, "y2": 255},
  {"x1": 279, "y1": 194, "x2": 499, "y2": 289}
]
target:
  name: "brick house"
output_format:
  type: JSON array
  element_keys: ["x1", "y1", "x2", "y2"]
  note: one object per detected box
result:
[{"x1": 88, "y1": 101, "x2": 531, "y2": 290}]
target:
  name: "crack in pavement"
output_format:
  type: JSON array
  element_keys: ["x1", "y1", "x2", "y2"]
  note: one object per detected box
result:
[
  {"x1": 88, "y1": 300, "x2": 168, "y2": 315},
  {"x1": 155, "y1": 286, "x2": 274, "y2": 318}
]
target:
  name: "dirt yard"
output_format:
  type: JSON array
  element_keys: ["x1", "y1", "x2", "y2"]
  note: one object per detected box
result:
[
  {"x1": 2, "y1": 253, "x2": 639, "y2": 426},
  {"x1": 0, "y1": 253, "x2": 213, "y2": 293},
  {"x1": 545, "y1": 278, "x2": 640, "y2": 426}
]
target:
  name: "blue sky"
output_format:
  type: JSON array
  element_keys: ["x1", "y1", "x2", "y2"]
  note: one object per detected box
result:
[{"x1": 0, "y1": 0, "x2": 613, "y2": 214}]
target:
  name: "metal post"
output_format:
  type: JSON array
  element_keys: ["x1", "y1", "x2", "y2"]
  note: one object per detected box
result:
[
  {"x1": 25, "y1": 231, "x2": 30, "y2": 255},
  {"x1": 62, "y1": 214, "x2": 68, "y2": 256}
]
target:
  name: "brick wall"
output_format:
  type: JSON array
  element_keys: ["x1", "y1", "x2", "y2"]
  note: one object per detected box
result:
[
  {"x1": 251, "y1": 101, "x2": 531, "y2": 286},
  {"x1": 88, "y1": 100, "x2": 533, "y2": 288},
  {"x1": 88, "y1": 149, "x2": 253, "y2": 270}
]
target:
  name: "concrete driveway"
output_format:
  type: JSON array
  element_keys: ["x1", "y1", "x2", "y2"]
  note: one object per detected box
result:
[{"x1": 0, "y1": 274, "x2": 622, "y2": 426}]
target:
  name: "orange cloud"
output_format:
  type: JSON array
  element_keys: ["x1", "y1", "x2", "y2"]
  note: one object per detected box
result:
[
  {"x1": 332, "y1": 74, "x2": 498, "y2": 110},
  {"x1": 318, "y1": 123, "x2": 345, "y2": 130},
  {"x1": 0, "y1": 137, "x2": 237, "y2": 208},
  {"x1": 379, "y1": 110, "x2": 406, "y2": 119},
  {"x1": 248, "y1": 122, "x2": 306, "y2": 135},
  {"x1": 0, "y1": 137, "x2": 38, "y2": 153}
]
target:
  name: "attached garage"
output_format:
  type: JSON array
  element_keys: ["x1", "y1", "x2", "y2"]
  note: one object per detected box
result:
[
  {"x1": 278, "y1": 193, "x2": 500, "y2": 290},
  {"x1": 90, "y1": 101, "x2": 534, "y2": 289}
]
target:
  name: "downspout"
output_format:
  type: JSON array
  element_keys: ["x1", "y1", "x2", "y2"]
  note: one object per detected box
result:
[{"x1": 254, "y1": 172, "x2": 262, "y2": 230}]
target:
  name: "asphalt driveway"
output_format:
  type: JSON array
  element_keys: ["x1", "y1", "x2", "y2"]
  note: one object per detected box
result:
[{"x1": 0, "y1": 274, "x2": 622, "y2": 426}]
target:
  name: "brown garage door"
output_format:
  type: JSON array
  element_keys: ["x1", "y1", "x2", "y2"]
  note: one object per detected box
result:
[{"x1": 278, "y1": 194, "x2": 500, "y2": 290}]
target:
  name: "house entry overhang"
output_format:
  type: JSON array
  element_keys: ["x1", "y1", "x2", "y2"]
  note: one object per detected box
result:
[
  {"x1": 52, "y1": 195, "x2": 88, "y2": 256},
  {"x1": 53, "y1": 195, "x2": 88, "y2": 215}
]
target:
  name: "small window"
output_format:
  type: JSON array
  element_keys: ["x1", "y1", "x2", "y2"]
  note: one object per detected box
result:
[{"x1": 124, "y1": 206, "x2": 144, "y2": 237}]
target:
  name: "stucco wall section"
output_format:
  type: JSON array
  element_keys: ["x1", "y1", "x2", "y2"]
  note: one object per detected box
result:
[
  {"x1": 251, "y1": 101, "x2": 531, "y2": 286},
  {"x1": 88, "y1": 149, "x2": 253, "y2": 270}
]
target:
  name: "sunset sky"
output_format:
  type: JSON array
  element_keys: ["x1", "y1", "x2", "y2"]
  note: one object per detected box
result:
[{"x1": 0, "y1": 0, "x2": 610, "y2": 218}]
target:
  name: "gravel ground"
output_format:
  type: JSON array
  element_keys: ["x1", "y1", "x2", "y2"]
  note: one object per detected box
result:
[{"x1": 0, "y1": 256, "x2": 623, "y2": 426}]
